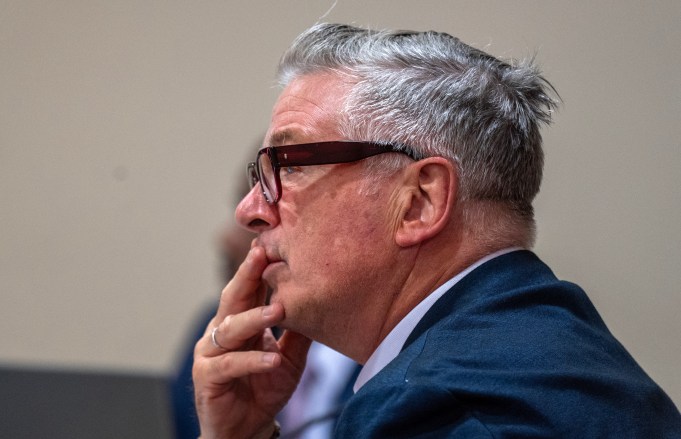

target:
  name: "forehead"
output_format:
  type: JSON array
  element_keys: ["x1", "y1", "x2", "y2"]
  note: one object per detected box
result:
[{"x1": 266, "y1": 73, "x2": 350, "y2": 146}]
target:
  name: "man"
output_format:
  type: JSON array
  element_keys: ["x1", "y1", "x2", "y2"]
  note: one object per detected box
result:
[{"x1": 193, "y1": 23, "x2": 681, "y2": 438}]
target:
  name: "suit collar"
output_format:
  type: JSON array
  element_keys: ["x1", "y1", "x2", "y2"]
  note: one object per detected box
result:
[{"x1": 402, "y1": 250, "x2": 544, "y2": 350}]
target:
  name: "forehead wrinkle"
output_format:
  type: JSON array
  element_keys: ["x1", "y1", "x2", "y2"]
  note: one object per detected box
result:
[
  {"x1": 267, "y1": 123, "x2": 317, "y2": 146},
  {"x1": 267, "y1": 111, "x2": 338, "y2": 146},
  {"x1": 273, "y1": 87, "x2": 332, "y2": 121},
  {"x1": 276, "y1": 98, "x2": 338, "y2": 127}
]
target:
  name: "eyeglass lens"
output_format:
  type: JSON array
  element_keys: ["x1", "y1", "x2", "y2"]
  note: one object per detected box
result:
[
  {"x1": 257, "y1": 152, "x2": 277, "y2": 203},
  {"x1": 247, "y1": 163, "x2": 259, "y2": 189}
]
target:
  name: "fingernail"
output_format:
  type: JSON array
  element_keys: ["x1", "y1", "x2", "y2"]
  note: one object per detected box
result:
[
  {"x1": 262, "y1": 353, "x2": 277, "y2": 365},
  {"x1": 262, "y1": 304, "x2": 274, "y2": 318}
]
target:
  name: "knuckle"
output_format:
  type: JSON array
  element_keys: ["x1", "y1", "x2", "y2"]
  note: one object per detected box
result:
[
  {"x1": 220, "y1": 314, "x2": 233, "y2": 332},
  {"x1": 217, "y1": 354, "x2": 233, "y2": 375}
]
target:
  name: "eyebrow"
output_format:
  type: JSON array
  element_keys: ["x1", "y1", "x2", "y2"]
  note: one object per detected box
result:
[{"x1": 267, "y1": 129, "x2": 305, "y2": 146}]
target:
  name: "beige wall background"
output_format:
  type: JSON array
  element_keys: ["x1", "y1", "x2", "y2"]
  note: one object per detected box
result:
[{"x1": 1, "y1": 0, "x2": 679, "y2": 406}]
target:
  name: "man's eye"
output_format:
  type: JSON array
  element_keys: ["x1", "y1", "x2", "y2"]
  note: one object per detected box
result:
[{"x1": 284, "y1": 166, "x2": 301, "y2": 175}]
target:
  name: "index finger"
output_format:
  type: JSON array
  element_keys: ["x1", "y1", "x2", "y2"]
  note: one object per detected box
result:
[{"x1": 215, "y1": 245, "x2": 268, "y2": 322}]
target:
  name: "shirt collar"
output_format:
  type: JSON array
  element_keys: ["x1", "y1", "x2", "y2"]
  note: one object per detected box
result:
[{"x1": 353, "y1": 247, "x2": 523, "y2": 392}]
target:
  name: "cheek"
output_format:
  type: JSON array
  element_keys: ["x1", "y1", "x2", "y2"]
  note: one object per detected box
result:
[
  {"x1": 282, "y1": 175, "x2": 395, "y2": 278},
  {"x1": 305, "y1": 208, "x2": 389, "y2": 274}
]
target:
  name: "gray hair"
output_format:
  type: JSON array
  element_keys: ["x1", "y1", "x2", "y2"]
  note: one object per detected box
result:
[{"x1": 277, "y1": 23, "x2": 559, "y2": 231}]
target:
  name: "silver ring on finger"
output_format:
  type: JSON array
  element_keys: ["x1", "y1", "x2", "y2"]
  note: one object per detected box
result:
[{"x1": 211, "y1": 326, "x2": 226, "y2": 351}]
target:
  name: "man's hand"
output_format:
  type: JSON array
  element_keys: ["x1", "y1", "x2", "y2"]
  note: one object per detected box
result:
[{"x1": 192, "y1": 245, "x2": 312, "y2": 439}]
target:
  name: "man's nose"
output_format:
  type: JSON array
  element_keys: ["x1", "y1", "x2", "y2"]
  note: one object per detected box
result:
[{"x1": 235, "y1": 185, "x2": 279, "y2": 233}]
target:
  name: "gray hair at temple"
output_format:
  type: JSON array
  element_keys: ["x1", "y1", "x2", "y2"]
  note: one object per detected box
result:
[{"x1": 277, "y1": 23, "x2": 559, "y2": 245}]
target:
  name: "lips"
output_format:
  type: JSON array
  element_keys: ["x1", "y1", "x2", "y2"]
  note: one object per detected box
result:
[
  {"x1": 260, "y1": 245, "x2": 285, "y2": 277},
  {"x1": 254, "y1": 239, "x2": 285, "y2": 282},
  {"x1": 262, "y1": 258, "x2": 285, "y2": 288},
  {"x1": 264, "y1": 249, "x2": 283, "y2": 265}
]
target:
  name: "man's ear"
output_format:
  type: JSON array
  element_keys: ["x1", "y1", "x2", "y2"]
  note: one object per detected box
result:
[{"x1": 395, "y1": 157, "x2": 457, "y2": 247}]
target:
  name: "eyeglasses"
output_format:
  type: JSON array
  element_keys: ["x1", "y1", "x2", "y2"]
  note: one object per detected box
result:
[{"x1": 247, "y1": 141, "x2": 420, "y2": 204}]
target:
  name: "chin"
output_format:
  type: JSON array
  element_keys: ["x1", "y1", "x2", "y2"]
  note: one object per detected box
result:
[
  {"x1": 267, "y1": 288, "x2": 310, "y2": 332},
  {"x1": 266, "y1": 286, "x2": 292, "y2": 313}
]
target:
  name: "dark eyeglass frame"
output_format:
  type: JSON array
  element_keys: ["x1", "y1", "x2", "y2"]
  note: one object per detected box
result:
[{"x1": 247, "y1": 141, "x2": 420, "y2": 204}]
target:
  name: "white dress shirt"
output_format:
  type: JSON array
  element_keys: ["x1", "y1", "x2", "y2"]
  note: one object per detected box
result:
[
  {"x1": 354, "y1": 247, "x2": 522, "y2": 392},
  {"x1": 279, "y1": 342, "x2": 357, "y2": 439}
]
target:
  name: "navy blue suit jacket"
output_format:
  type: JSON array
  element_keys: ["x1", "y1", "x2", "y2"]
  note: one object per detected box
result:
[{"x1": 335, "y1": 251, "x2": 681, "y2": 438}]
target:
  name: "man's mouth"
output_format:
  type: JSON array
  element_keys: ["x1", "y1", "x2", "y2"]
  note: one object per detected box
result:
[
  {"x1": 263, "y1": 249, "x2": 283, "y2": 265},
  {"x1": 261, "y1": 247, "x2": 285, "y2": 276}
]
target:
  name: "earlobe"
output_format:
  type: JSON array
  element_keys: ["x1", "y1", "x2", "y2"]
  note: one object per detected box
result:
[{"x1": 395, "y1": 158, "x2": 456, "y2": 247}]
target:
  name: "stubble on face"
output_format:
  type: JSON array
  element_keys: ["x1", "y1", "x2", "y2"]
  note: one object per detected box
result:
[{"x1": 254, "y1": 73, "x2": 402, "y2": 355}]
